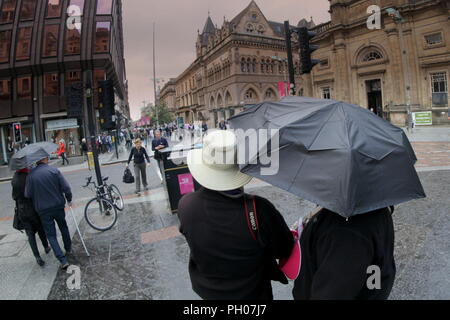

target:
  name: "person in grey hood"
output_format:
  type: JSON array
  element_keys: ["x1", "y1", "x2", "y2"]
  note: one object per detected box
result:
[{"x1": 25, "y1": 157, "x2": 72, "y2": 269}]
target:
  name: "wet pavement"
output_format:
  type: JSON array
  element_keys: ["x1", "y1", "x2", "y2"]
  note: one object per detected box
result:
[{"x1": 47, "y1": 170, "x2": 450, "y2": 300}]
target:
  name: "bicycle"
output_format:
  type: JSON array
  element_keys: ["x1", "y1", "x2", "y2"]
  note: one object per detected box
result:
[{"x1": 82, "y1": 176, "x2": 124, "y2": 231}]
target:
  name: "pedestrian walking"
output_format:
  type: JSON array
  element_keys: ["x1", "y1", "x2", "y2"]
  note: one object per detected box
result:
[
  {"x1": 58, "y1": 139, "x2": 69, "y2": 165},
  {"x1": 178, "y1": 130, "x2": 294, "y2": 300},
  {"x1": 12, "y1": 168, "x2": 51, "y2": 267},
  {"x1": 127, "y1": 138, "x2": 151, "y2": 194},
  {"x1": 25, "y1": 156, "x2": 73, "y2": 269},
  {"x1": 292, "y1": 206, "x2": 396, "y2": 300},
  {"x1": 80, "y1": 138, "x2": 89, "y2": 162},
  {"x1": 151, "y1": 130, "x2": 169, "y2": 175}
]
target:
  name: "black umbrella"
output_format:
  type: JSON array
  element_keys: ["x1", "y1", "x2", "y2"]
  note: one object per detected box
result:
[
  {"x1": 229, "y1": 96, "x2": 426, "y2": 218},
  {"x1": 9, "y1": 142, "x2": 59, "y2": 170}
]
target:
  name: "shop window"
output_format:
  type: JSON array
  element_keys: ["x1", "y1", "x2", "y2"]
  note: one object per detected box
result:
[
  {"x1": 0, "y1": 30, "x2": 12, "y2": 63},
  {"x1": 95, "y1": 22, "x2": 111, "y2": 53},
  {"x1": 431, "y1": 72, "x2": 448, "y2": 106},
  {"x1": 97, "y1": 0, "x2": 113, "y2": 15},
  {"x1": 20, "y1": 0, "x2": 36, "y2": 21},
  {"x1": 44, "y1": 73, "x2": 59, "y2": 97},
  {"x1": 46, "y1": 0, "x2": 62, "y2": 18},
  {"x1": 15, "y1": 27, "x2": 32, "y2": 61},
  {"x1": 43, "y1": 25, "x2": 59, "y2": 57},
  {"x1": 65, "y1": 21, "x2": 82, "y2": 55},
  {"x1": 17, "y1": 76, "x2": 32, "y2": 100},
  {"x1": 0, "y1": 79, "x2": 11, "y2": 101},
  {"x1": 0, "y1": 0, "x2": 16, "y2": 24}
]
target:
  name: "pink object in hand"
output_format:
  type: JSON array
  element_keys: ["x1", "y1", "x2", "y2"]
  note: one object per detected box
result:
[
  {"x1": 278, "y1": 230, "x2": 301, "y2": 280},
  {"x1": 178, "y1": 173, "x2": 195, "y2": 195}
]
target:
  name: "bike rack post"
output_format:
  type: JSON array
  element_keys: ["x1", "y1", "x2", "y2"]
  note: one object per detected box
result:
[{"x1": 68, "y1": 206, "x2": 90, "y2": 257}]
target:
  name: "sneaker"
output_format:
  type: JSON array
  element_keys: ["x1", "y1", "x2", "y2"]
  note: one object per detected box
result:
[
  {"x1": 36, "y1": 257, "x2": 45, "y2": 267},
  {"x1": 61, "y1": 262, "x2": 69, "y2": 270},
  {"x1": 44, "y1": 247, "x2": 51, "y2": 254}
]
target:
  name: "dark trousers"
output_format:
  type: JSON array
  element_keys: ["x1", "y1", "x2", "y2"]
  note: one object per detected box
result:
[
  {"x1": 134, "y1": 162, "x2": 148, "y2": 192},
  {"x1": 61, "y1": 152, "x2": 69, "y2": 165},
  {"x1": 25, "y1": 227, "x2": 48, "y2": 258},
  {"x1": 39, "y1": 209, "x2": 71, "y2": 264}
]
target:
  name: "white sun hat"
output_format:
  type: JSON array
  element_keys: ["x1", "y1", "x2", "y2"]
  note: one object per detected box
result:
[{"x1": 187, "y1": 130, "x2": 252, "y2": 191}]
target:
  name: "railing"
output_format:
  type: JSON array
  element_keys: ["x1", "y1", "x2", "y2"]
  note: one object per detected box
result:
[{"x1": 311, "y1": 21, "x2": 332, "y2": 35}]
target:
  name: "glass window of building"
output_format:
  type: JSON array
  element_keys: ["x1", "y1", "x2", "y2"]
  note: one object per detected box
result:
[
  {"x1": 17, "y1": 76, "x2": 32, "y2": 99},
  {"x1": 46, "y1": 0, "x2": 61, "y2": 18},
  {"x1": 44, "y1": 73, "x2": 59, "y2": 96},
  {"x1": 0, "y1": 30, "x2": 12, "y2": 63},
  {"x1": 0, "y1": 79, "x2": 11, "y2": 101},
  {"x1": 95, "y1": 22, "x2": 111, "y2": 53},
  {"x1": 15, "y1": 27, "x2": 32, "y2": 60},
  {"x1": 97, "y1": 0, "x2": 113, "y2": 15},
  {"x1": 431, "y1": 72, "x2": 448, "y2": 105},
  {"x1": 321, "y1": 87, "x2": 331, "y2": 100},
  {"x1": 65, "y1": 23, "x2": 82, "y2": 55},
  {"x1": 0, "y1": 0, "x2": 16, "y2": 24},
  {"x1": 65, "y1": 70, "x2": 81, "y2": 87},
  {"x1": 20, "y1": 0, "x2": 36, "y2": 21},
  {"x1": 43, "y1": 25, "x2": 59, "y2": 57},
  {"x1": 69, "y1": 0, "x2": 84, "y2": 15}
]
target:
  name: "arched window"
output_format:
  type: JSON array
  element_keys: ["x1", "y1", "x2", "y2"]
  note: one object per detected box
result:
[
  {"x1": 247, "y1": 58, "x2": 251, "y2": 73},
  {"x1": 217, "y1": 94, "x2": 223, "y2": 107},
  {"x1": 244, "y1": 88, "x2": 258, "y2": 102},
  {"x1": 265, "y1": 88, "x2": 276, "y2": 101},
  {"x1": 225, "y1": 91, "x2": 232, "y2": 106},
  {"x1": 260, "y1": 59, "x2": 266, "y2": 73},
  {"x1": 210, "y1": 96, "x2": 215, "y2": 108},
  {"x1": 252, "y1": 59, "x2": 257, "y2": 73},
  {"x1": 246, "y1": 23, "x2": 254, "y2": 33},
  {"x1": 362, "y1": 50, "x2": 383, "y2": 62}
]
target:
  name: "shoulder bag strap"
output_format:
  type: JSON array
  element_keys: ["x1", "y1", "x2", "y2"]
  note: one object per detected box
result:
[{"x1": 244, "y1": 195, "x2": 259, "y2": 241}]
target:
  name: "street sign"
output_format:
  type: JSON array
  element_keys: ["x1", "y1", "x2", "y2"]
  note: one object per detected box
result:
[{"x1": 413, "y1": 111, "x2": 433, "y2": 126}]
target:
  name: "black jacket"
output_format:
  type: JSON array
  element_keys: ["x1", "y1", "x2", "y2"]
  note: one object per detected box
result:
[
  {"x1": 127, "y1": 147, "x2": 150, "y2": 165},
  {"x1": 293, "y1": 207, "x2": 396, "y2": 300},
  {"x1": 11, "y1": 172, "x2": 42, "y2": 231},
  {"x1": 178, "y1": 188, "x2": 294, "y2": 300}
]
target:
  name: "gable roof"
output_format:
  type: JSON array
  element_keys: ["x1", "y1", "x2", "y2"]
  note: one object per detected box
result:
[{"x1": 200, "y1": 16, "x2": 216, "y2": 45}]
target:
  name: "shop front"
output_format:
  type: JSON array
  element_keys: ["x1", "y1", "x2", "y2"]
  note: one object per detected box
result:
[{"x1": 45, "y1": 118, "x2": 82, "y2": 157}]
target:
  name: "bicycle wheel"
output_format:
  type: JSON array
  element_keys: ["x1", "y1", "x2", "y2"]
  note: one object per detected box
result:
[
  {"x1": 108, "y1": 184, "x2": 124, "y2": 211},
  {"x1": 84, "y1": 197, "x2": 118, "y2": 231}
]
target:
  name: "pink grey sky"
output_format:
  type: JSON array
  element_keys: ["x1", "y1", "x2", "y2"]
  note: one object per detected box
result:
[{"x1": 122, "y1": 0, "x2": 331, "y2": 120}]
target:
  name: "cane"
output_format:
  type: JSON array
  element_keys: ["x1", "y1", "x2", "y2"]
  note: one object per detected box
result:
[{"x1": 68, "y1": 206, "x2": 90, "y2": 257}]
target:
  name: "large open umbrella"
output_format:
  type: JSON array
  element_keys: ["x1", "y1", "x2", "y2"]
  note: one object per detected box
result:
[
  {"x1": 229, "y1": 96, "x2": 426, "y2": 218},
  {"x1": 9, "y1": 142, "x2": 59, "y2": 170}
]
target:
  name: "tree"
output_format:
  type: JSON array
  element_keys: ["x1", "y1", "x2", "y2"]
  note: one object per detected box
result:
[{"x1": 151, "y1": 102, "x2": 175, "y2": 125}]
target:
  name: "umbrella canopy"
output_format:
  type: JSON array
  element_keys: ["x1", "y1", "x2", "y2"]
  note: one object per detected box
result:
[
  {"x1": 9, "y1": 142, "x2": 58, "y2": 171},
  {"x1": 229, "y1": 96, "x2": 426, "y2": 218}
]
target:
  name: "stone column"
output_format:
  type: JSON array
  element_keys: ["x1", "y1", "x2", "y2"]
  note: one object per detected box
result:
[
  {"x1": 334, "y1": 39, "x2": 350, "y2": 102},
  {"x1": 385, "y1": 27, "x2": 404, "y2": 106}
]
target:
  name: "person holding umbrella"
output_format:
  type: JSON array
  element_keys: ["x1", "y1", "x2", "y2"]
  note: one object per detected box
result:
[
  {"x1": 229, "y1": 96, "x2": 426, "y2": 300},
  {"x1": 11, "y1": 168, "x2": 51, "y2": 266},
  {"x1": 178, "y1": 130, "x2": 294, "y2": 300}
]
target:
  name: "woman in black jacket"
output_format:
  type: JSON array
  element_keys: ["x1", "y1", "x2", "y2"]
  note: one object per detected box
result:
[
  {"x1": 127, "y1": 139, "x2": 151, "y2": 194},
  {"x1": 12, "y1": 168, "x2": 51, "y2": 266}
]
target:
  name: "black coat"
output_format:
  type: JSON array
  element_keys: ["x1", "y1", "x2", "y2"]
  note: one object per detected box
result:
[
  {"x1": 178, "y1": 188, "x2": 294, "y2": 300},
  {"x1": 293, "y1": 207, "x2": 396, "y2": 300},
  {"x1": 11, "y1": 172, "x2": 43, "y2": 232}
]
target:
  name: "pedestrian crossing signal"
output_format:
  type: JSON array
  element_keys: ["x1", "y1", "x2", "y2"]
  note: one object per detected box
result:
[{"x1": 13, "y1": 122, "x2": 22, "y2": 143}]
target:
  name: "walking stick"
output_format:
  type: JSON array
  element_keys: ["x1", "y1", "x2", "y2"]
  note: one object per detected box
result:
[{"x1": 68, "y1": 206, "x2": 90, "y2": 257}]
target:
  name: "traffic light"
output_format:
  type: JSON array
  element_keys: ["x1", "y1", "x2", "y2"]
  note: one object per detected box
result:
[
  {"x1": 297, "y1": 27, "x2": 320, "y2": 74},
  {"x1": 13, "y1": 123, "x2": 22, "y2": 143},
  {"x1": 98, "y1": 80, "x2": 116, "y2": 130},
  {"x1": 66, "y1": 82, "x2": 84, "y2": 118}
]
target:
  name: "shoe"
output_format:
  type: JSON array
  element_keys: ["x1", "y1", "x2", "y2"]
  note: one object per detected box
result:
[
  {"x1": 61, "y1": 262, "x2": 69, "y2": 270},
  {"x1": 144, "y1": 186, "x2": 149, "y2": 191},
  {"x1": 44, "y1": 247, "x2": 51, "y2": 254},
  {"x1": 36, "y1": 257, "x2": 45, "y2": 267},
  {"x1": 65, "y1": 249, "x2": 72, "y2": 256}
]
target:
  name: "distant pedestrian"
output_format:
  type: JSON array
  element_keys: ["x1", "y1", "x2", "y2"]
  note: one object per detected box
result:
[
  {"x1": 127, "y1": 139, "x2": 151, "y2": 194},
  {"x1": 58, "y1": 139, "x2": 69, "y2": 165},
  {"x1": 151, "y1": 130, "x2": 169, "y2": 175},
  {"x1": 178, "y1": 130, "x2": 294, "y2": 300},
  {"x1": 25, "y1": 157, "x2": 72, "y2": 269},
  {"x1": 81, "y1": 138, "x2": 88, "y2": 161},
  {"x1": 12, "y1": 168, "x2": 51, "y2": 267}
]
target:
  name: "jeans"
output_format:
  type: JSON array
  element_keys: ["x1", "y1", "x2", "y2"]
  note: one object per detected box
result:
[
  {"x1": 61, "y1": 152, "x2": 69, "y2": 165},
  {"x1": 134, "y1": 162, "x2": 148, "y2": 192},
  {"x1": 25, "y1": 227, "x2": 49, "y2": 258},
  {"x1": 39, "y1": 209, "x2": 71, "y2": 264}
]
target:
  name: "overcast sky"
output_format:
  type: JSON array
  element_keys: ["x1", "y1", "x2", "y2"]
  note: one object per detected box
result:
[{"x1": 122, "y1": 0, "x2": 331, "y2": 120}]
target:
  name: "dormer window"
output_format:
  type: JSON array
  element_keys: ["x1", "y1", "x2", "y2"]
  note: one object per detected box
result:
[{"x1": 251, "y1": 13, "x2": 257, "y2": 21}]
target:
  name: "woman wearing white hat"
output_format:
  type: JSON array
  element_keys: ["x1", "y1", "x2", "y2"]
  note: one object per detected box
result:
[{"x1": 178, "y1": 130, "x2": 294, "y2": 300}]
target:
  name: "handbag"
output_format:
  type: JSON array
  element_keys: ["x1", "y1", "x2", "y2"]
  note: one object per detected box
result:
[
  {"x1": 123, "y1": 167, "x2": 135, "y2": 184},
  {"x1": 244, "y1": 195, "x2": 289, "y2": 284},
  {"x1": 13, "y1": 202, "x2": 24, "y2": 232}
]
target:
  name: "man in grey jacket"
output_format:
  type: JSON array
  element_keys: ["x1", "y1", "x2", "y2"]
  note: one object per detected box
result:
[{"x1": 25, "y1": 157, "x2": 72, "y2": 269}]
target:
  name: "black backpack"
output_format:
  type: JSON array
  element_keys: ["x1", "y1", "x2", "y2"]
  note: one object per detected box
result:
[{"x1": 123, "y1": 168, "x2": 135, "y2": 184}]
